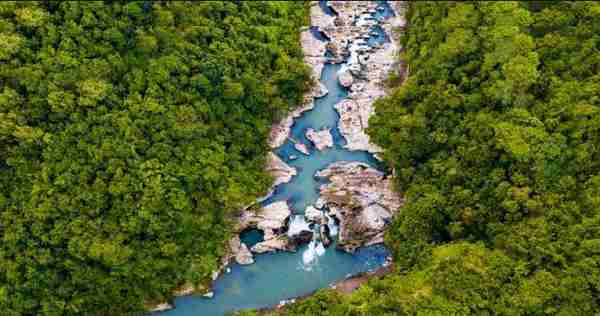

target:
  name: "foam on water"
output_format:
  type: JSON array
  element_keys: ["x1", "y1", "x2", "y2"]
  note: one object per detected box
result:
[
  {"x1": 326, "y1": 214, "x2": 338, "y2": 236},
  {"x1": 287, "y1": 215, "x2": 312, "y2": 237},
  {"x1": 301, "y1": 239, "x2": 327, "y2": 271}
]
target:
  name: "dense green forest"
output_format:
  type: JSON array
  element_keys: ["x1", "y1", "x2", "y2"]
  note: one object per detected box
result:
[
  {"x1": 240, "y1": 1, "x2": 600, "y2": 315},
  {"x1": 0, "y1": 1, "x2": 309, "y2": 315}
]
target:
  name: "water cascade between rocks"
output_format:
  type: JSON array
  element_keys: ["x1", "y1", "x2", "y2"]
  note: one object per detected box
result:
[{"x1": 152, "y1": 2, "x2": 406, "y2": 315}]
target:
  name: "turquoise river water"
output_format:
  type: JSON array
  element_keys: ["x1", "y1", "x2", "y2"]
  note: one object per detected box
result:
[{"x1": 155, "y1": 2, "x2": 395, "y2": 315}]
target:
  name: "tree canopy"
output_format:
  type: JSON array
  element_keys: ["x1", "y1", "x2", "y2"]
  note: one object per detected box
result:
[
  {"x1": 249, "y1": 2, "x2": 600, "y2": 315},
  {"x1": 0, "y1": 1, "x2": 309, "y2": 315}
]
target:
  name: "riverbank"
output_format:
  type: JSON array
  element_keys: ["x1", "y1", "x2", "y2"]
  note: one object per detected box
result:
[
  {"x1": 148, "y1": 1, "x2": 405, "y2": 315},
  {"x1": 248, "y1": 262, "x2": 395, "y2": 315}
]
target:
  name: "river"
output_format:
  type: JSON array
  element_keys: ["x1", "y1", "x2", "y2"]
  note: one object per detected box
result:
[{"x1": 154, "y1": 2, "x2": 398, "y2": 315}]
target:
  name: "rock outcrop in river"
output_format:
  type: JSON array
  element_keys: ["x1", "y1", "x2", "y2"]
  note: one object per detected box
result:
[
  {"x1": 306, "y1": 128, "x2": 334, "y2": 151},
  {"x1": 147, "y1": 1, "x2": 406, "y2": 313},
  {"x1": 229, "y1": 236, "x2": 254, "y2": 265},
  {"x1": 316, "y1": 162, "x2": 403, "y2": 253},
  {"x1": 322, "y1": 1, "x2": 407, "y2": 153}
]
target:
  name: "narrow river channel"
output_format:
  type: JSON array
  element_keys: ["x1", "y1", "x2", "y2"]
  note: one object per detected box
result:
[{"x1": 154, "y1": 2, "x2": 398, "y2": 315}]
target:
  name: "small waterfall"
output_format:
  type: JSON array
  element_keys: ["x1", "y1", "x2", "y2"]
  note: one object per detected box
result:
[
  {"x1": 302, "y1": 240, "x2": 326, "y2": 271},
  {"x1": 315, "y1": 241, "x2": 326, "y2": 256},
  {"x1": 287, "y1": 215, "x2": 312, "y2": 237},
  {"x1": 326, "y1": 214, "x2": 338, "y2": 236},
  {"x1": 301, "y1": 224, "x2": 326, "y2": 271}
]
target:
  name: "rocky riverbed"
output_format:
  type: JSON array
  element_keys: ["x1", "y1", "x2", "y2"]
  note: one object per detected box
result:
[
  {"x1": 149, "y1": 1, "x2": 406, "y2": 314},
  {"x1": 227, "y1": 0, "x2": 406, "y2": 280},
  {"x1": 315, "y1": 161, "x2": 403, "y2": 252}
]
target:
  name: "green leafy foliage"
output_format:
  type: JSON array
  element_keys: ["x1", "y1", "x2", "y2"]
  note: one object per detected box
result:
[
  {"x1": 258, "y1": 2, "x2": 600, "y2": 315},
  {"x1": 0, "y1": 1, "x2": 309, "y2": 315}
]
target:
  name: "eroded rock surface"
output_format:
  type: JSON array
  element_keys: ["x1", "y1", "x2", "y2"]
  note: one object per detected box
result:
[
  {"x1": 229, "y1": 236, "x2": 254, "y2": 265},
  {"x1": 337, "y1": 68, "x2": 354, "y2": 87},
  {"x1": 266, "y1": 152, "x2": 296, "y2": 188},
  {"x1": 316, "y1": 161, "x2": 403, "y2": 253},
  {"x1": 254, "y1": 201, "x2": 292, "y2": 240},
  {"x1": 235, "y1": 201, "x2": 296, "y2": 254},
  {"x1": 294, "y1": 142, "x2": 310, "y2": 155},
  {"x1": 251, "y1": 235, "x2": 295, "y2": 254},
  {"x1": 305, "y1": 1, "x2": 407, "y2": 154},
  {"x1": 335, "y1": 99, "x2": 381, "y2": 153},
  {"x1": 305, "y1": 205, "x2": 325, "y2": 224},
  {"x1": 306, "y1": 128, "x2": 334, "y2": 151}
]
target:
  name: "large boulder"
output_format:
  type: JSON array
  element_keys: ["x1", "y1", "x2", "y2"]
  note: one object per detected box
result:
[
  {"x1": 315, "y1": 82, "x2": 329, "y2": 98},
  {"x1": 305, "y1": 205, "x2": 324, "y2": 224},
  {"x1": 310, "y1": 3, "x2": 335, "y2": 34},
  {"x1": 229, "y1": 236, "x2": 254, "y2": 265},
  {"x1": 236, "y1": 201, "x2": 291, "y2": 239},
  {"x1": 290, "y1": 230, "x2": 314, "y2": 245},
  {"x1": 287, "y1": 214, "x2": 313, "y2": 246},
  {"x1": 251, "y1": 235, "x2": 295, "y2": 253},
  {"x1": 337, "y1": 68, "x2": 354, "y2": 88},
  {"x1": 301, "y1": 28, "x2": 327, "y2": 58},
  {"x1": 306, "y1": 128, "x2": 334, "y2": 151},
  {"x1": 256, "y1": 201, "x2": 292, "y2": 240},
  {"x1": 334, "y1": 99, "x2": 382, "y2": 153},
  {"x1": 235, "y1": 201, "x2": 297, "y2": 254},
  {"x1": 316, "y1": 162, "x2": 403, "y2": 253}
]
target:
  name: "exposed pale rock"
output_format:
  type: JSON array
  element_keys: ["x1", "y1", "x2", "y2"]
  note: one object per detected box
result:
[
  {"x1": 269, "y1": 118, "x2": 292, "y2": 149},
  {"x1": 389, "y1": 2, "x2": 408, "y2": 29},
  {"x1": 147, "y1": 302, "x2": 173, "y2": 313},
  {"x1": 203, "y1": 292, "x2": 214, "y2": 298},
  {"x1": 334, "y1": 99, "x2": 382, "y2": 153},
  {"x1": 338, "y1": 68, "x2": 354, "y2": 87},
  {"x1": 271, "y1": 2, "x2": 391, "y2": 151},
  {"x1": 362, "y1": 204, "x2": 391, "y2": 231},
  {"x1": 229, "y1": 236, "x2": 254, "y2": 265},
  {"x1": 266, "y1": 152, "x2": 296, "y2": 187},
  {"x1": 351, "y1": 82, "x2": 366, "y2": 93},
  {"x1": 251, "y1": 235, "x2": 295, "y2": 253},
  {"x1": 306, "y1": 128, "x2": 334, "y2": 151},
  {"x1": 257, "y1": 201, "x2": 292, "y2": 240},
  {"x1": 236, "y1": 201, "x2": 291, "y2": 241},
  {"x1": 310, "y1": 1, "x2": 406, "y2": 155},
  {"x1": 305, "y1": 205, "x2": 324, "y2": 224},
  {"x1": 316, "y1": 161, "x2": 403, "y2": 253},
  {"x1": 310, "y1": 3, "x2": 336, "y2": 35},
  {"x1": 305, "y1": 57, "x2": 326, "y2": 84},
  {"x1": 235, "y1": 202, "x2": 295, "y2": 254},
  {"x1": 294, "y1": 142, "x2": 310, "y2": 155},
  {"x1": 301, "y1": 29, "x2": 326, "y2": 58}
]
